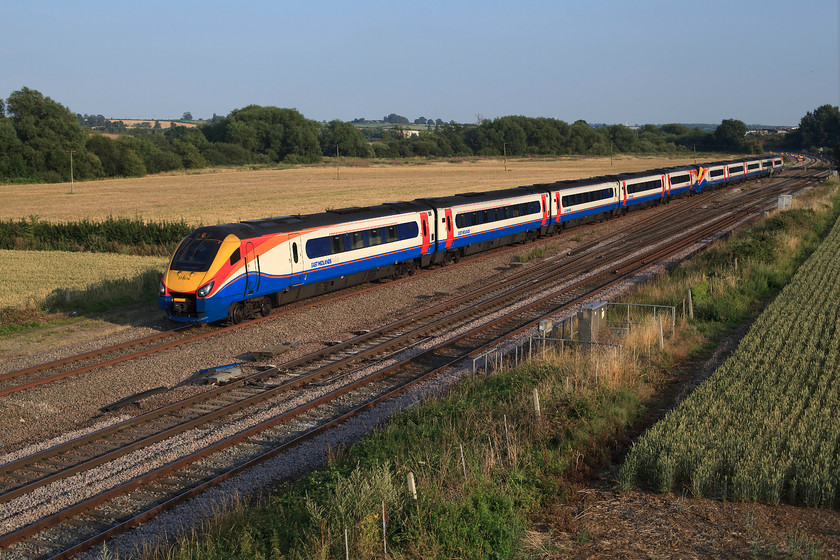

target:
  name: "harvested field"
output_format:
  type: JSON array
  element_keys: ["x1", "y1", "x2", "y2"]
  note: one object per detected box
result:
[{"x1": 1, "y1": 156, "x2": 706, "y2": 226}]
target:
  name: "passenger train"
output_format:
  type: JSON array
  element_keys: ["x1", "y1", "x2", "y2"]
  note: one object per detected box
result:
[{"x1": 159, "y1": 155, "x2": 783, "y2": 324}]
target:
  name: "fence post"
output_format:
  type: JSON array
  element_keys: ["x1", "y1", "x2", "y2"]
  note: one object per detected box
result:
[
  {"x1": 688, "y1": 288, "x2": 694, "y2": 319},
  {"x1": 382, "y1": 501, "x2": 387, "y2": 557},
  {"x1": 658, "y1": 315, "x2": 664, "y2": 350},
  {"x1": 532, "y1": 388, "x2": 541, "y2": 417},
  {"x1": 407, "y1": 472, "x2": 417, "y2": 500}
]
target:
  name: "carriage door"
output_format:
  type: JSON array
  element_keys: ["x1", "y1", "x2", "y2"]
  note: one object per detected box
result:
[
  {"x1": 289, "y1": 235, "x2": 304, "y2": 286},
  {"x1": 444, "y1": 209, "x2": 454, "y2": 249},
  {"x1": 245, "y1": 242, "x2": 260, "y2": 296},
  {"x1": 420, "y1": 213, "x2": 431, "y2": 254}
]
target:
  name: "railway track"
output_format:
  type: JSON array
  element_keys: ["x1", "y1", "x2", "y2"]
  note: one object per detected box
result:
[
  {"x1": 0, "y1": 163, "x2": 829, "y2": 559},
  {"x1": 0, "y1": 168, "x2": 793, "y2": 398}
]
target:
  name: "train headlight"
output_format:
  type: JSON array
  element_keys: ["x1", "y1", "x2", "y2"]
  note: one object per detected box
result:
[
  {"x1": 159, "y1": 280, "x2": 166, "y2": 296},
  {"x1": 197, "y1": 281, "x2": 215, "y2": 298}
]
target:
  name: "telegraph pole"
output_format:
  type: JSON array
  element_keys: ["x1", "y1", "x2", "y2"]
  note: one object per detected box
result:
[{"x1": 66, "y1": 148, "x2": 75, "y2": 194}]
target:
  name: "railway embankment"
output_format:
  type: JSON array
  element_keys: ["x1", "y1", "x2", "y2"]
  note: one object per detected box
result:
[{"x1": 120, "y1": 179, "x2": 840, "y2": 559}]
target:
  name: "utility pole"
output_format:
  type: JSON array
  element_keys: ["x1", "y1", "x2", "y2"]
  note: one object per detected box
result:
[
  {"x1": 503, "y1": 142, "x2": 508, "y2": 172},
  {"x1": 66, "y1": 148, "x2": 75, "y2": 194}
]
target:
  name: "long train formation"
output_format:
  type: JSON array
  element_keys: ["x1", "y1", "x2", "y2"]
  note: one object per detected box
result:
[{"x1": 159, "y1": 155, "x2": 783, "y2": 324}]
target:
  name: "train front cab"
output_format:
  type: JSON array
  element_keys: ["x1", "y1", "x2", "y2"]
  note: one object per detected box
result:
[{"x1": 159, "y1": 227, "x2": 250, "y2": 325}]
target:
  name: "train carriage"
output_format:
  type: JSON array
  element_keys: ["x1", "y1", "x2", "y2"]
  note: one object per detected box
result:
[
  {"x1": 697, "y1": 161, "x2": 728, "y2": 191},
  {"x1": 616, "y1": 170, "x2": 667, "y2": 209},
  {"x1": 663, "y1": 166, "x2": 697, "y2": 198},
  {"x1": 725, "y1": 160, "x2": 747, "y2": 183},
  {"x1": 742, "y1": 157, "x2": 764, "y2": 179},
  {"x1": 537, "y1": 177, "x2": 620, "y2": 229},
  {"x1": 419, "y1": 188, "x2": 548, "y2": 264}
]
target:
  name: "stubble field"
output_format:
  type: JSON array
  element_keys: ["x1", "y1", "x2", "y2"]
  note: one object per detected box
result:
[{"x1": 2, "y1": 155, "x2": 703, "y2": 225}]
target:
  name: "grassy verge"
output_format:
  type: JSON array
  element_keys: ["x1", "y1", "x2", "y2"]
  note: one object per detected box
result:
[{"x1": 106, "y1": 180, "x2": 840, "y2": 559}]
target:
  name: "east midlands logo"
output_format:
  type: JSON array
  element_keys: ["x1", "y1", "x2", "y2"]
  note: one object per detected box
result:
[
  {"x1": 311, "y1": 258, "x2": 333, "y2": 269},
  {"x1": 177, "y1": 271, "x2": 196, "y2": 281}
]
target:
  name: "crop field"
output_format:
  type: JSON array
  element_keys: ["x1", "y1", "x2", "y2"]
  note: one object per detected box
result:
[
  {"x1": 0, "y1": 249, "x2": 168, "y2": 310},
  {"x1": 618, "y1": 212, "x2": 840, "y2": 508},
  {"x1": 1, "y1": 155, "x2": 702, "y2": 226}
]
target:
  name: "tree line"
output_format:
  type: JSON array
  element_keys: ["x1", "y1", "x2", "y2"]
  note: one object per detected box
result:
[{"x1": 0, "y1": 87, "x2": 836, "y2": 184}]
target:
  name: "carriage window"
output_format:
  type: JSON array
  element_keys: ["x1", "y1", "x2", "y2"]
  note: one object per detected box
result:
[
  {"x1": 331, "y1": 235, "x2": 345, "y2": 254},
  {"x1": 229, "y1": 248, "x2": 241, "y2": 266},
  {"x1": 369, "y1": 227, "x2": 383, "y2": 246}
]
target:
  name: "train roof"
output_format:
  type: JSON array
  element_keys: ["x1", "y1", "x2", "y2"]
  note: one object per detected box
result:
[
  {"x1": 417, "y1": 186, "x2": 540, "y2": 207},
  {"x1": 190, "y1": 200, "x2": 431, "y2": 239}
]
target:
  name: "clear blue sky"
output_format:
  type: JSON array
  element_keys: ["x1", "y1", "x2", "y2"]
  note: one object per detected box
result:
[{"x1": 2, "y1": 0, "x2": 837, "y2": 126}]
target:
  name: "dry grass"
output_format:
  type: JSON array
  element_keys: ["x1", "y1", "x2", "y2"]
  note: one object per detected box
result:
[
  {"x1": 2, "y1": 156, "x2": 705, "y2": 226},
  {"x1": 0, "y1": 249, "x2": 168, "y2": 309}
]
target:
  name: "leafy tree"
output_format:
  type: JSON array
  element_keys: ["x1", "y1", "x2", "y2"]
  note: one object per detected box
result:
[
  {"x1": 793, "y1": 104, "x2": 840, "y2": 150},
  {"x1": 570, "y1": 120, "x2": 602, "y2": 153},
  {"x1": 384, "y1": 113, "x2": 409, "y2": 124},
  {"x1": 0, "y1": 116, "x2": 26, "y2": 178},
  {"x1": 202, "y1": 105, "x2": 321, "y2": 163},
  {"x1": 182, "y1": 111, "x2": 193, "y2": 121},
  {"x1": 319, "y1": 120, "x2": 372, "y2": 158},
  {"x1": 3, "y1": 87, "x2": 90, "y2": 181},
  {"x1": 714, "y1": 118, "x2": 748, "y2": 151},
  {"x1": 601, "y1": 124, "x2": 638, "y2": 153}
]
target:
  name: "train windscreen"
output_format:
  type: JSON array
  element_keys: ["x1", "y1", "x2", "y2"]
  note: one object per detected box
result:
[{"x1": 171, "y1": 235, "x2": 222, "y2": 272}]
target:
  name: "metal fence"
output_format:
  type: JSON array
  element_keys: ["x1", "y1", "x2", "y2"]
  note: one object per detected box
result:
[{"x1": 470, "y1": 301, "x2": 674, "y2": 375}]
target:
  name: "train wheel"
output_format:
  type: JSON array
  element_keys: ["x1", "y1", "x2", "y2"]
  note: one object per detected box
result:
[
  {"x1": 230, "y1": 303, "x2": 246, "y2": 324},
  {"x1": 258, "y1": 297, "x2": 272, "y2": 317}
]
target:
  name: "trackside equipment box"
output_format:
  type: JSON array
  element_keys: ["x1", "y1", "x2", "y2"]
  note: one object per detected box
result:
[{"x1": 578, "y1": 301, "x2": 607, "y2": 342}]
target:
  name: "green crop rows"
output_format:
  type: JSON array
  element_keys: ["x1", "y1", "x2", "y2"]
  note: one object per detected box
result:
[{"x1": 618, "y1": 214, "x2": 840, "y2": 508}]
